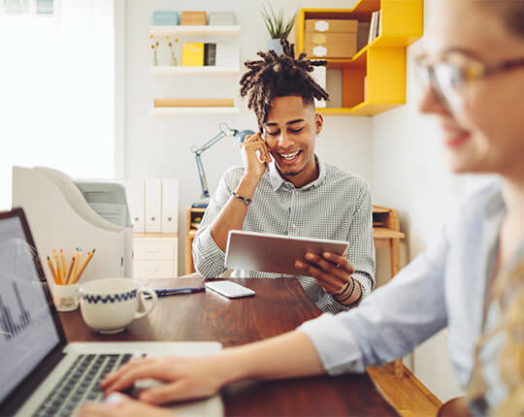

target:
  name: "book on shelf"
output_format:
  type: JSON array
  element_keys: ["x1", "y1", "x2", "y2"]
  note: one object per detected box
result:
[
  {"x1": 204, "y1": 43, "x2": 216, "y2": 66},
  {"x1": 357, "y1": 22, "x2": 371, "y2": 51},
  {"x1": 182, "y1": 42, "x2": 204, "y2": 66},
  {"x1": 367, "y1": 11, "x2": 382, "y2": 45},
  {"x1": 310, "y1": 66, "x2": 327, "y2": 108},
  {"x1": 215, "y1": 44, "x2": 240, "y2": 67},
  {"x1": 375, "y1": 10, "x2": 382, "y2": 39}
]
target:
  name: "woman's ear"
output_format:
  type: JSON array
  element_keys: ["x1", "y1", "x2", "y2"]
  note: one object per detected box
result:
[{"x1": 315, "y1": 113, "x2": 324, "y2": 135}]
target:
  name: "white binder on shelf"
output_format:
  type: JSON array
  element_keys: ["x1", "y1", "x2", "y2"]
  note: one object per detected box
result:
[
  {"x1": 126, "y1": 179, "x2": 145, "y2": 233},
  {"x1": 11, "y1": 166, "x2": 133, "y2": 287},
  {"x1": 311, "y1": 66, "x2": 327, "y2": 108},
  {"x1": 145, "y1": 179, "x2": 162, "y2": 233},
  {"x1": 161, "y1": 179, "x2": 179, "y2": 234}
]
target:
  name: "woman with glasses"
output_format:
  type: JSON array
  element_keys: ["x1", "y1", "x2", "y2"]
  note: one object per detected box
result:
[{"x1": 80, "y1": 1, "x2": 524, "y2": 416}]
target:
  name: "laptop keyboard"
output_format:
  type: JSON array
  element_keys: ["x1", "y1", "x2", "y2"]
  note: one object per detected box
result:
[{"x1": 31, "y1": 353, "x2": 133, "y2": 417}]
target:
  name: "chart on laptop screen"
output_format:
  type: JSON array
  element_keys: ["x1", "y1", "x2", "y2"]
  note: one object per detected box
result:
[
  {"x1": 0, "y1": 281, "x2": 32, "y2": 340},
  {"x1": 0, "y1": 215, "x2": 60, "y2": 403}
]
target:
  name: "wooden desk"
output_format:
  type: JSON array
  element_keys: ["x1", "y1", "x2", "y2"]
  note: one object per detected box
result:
[{"x1": 59, "y1": 277, "x2": 400, "y2": 416}]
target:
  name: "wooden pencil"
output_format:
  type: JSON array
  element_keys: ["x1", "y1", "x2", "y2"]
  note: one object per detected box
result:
[
  {"x1": 60, "y1": 249, "x2": 69, "y2": 279},
  {"x1": 52, "y1": 249, "x2": 62, "y2": 278},
  {"x1": 56, "y1": 266, "x2": 63, "y2": 286},
  {"x1": 71, "y1": 249, "x2": 95, "y2": 284},
  {"x1": 46, "y1": 256, "x2": 57, "y2": 284},
  {"x1": 72, "y1": 249, "x2": 82, "y2": 283},
  {"x1": 65, "y1": 257, "x2": 76, "y2": 285}
]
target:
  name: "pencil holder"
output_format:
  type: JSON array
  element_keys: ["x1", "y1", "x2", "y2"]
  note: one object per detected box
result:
[{"x1": 52, "y1": 283, "x2": 80, "y2": 312}]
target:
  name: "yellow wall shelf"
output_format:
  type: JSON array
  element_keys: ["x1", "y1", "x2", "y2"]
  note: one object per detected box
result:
[{"x1": 295, "y1": 0, "x2": 423, "y2": 116}]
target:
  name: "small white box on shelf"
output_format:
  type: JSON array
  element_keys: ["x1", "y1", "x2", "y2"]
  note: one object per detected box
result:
[{"x1": 208, "y1": 12, "x2": 235, "y2": 26}]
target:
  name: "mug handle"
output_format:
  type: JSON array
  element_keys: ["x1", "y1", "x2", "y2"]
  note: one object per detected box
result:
[{"x1": 135, "y1": 287, "x2": 158, "y2": 320}]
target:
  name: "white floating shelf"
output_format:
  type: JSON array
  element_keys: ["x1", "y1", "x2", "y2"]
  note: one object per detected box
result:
[
  {"x1": 151, "y1": 66, "x2": 240, "y2": 75},
  {"x1": 150, "y1": 25, "x2": 240, "y2": 37},
  {"x1": 151, "y1": 107, "x2": 239, "y2": 115}
]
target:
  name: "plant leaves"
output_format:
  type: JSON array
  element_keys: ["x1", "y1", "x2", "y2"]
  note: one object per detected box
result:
[{"x1": 261, "y1": 3, "x2": 296, "y2": 39}]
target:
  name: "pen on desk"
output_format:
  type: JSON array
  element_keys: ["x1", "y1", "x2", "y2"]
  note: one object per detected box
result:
[
  {"x1": 157, "y1": 287, "x2": 205, "y2": 296},
  {"x1": 145, "y1": 287, "x2": 206, "y2": 299}
]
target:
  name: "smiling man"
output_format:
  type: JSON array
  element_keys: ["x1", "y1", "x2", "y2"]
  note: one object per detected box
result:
[{"x1": 192, "y1": 40, "x2": 375, "y2": 312}]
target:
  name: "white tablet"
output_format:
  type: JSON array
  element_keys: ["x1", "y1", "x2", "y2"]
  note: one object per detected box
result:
[{"x1": 224, "y1": 230, "x2": 348, "y2": 276}]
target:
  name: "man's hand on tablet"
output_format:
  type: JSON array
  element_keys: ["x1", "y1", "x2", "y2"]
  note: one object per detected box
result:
[{"x1": 295, "y1": 251, "x2": 361, "y2": 306}]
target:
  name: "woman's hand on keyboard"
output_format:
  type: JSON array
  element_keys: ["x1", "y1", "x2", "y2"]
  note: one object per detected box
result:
[
  {"x1": 99, "y1": 355, "x2": 235, "y2": 404},
  {"x1": 78, "y1": 393, "x2": 173, "y2": 416}
]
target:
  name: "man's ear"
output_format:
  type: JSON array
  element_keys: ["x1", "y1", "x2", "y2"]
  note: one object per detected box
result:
[{"x1": 315, "y1": 113, "x2": 324, "y2": 135}]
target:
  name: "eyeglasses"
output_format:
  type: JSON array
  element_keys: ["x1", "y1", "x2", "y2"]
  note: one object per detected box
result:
[{"x1": 415, "y1": 52, "x2": 524, "y2": 114}]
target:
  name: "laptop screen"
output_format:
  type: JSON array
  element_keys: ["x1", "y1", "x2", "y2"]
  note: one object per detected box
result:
[{"x1": 0, "y1": 210, "x2": 62, "y2": 404}]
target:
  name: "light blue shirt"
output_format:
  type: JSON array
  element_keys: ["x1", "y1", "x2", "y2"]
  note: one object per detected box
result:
[{"x1": 299, "y1": 181, "x2": 512, "y2": 410}]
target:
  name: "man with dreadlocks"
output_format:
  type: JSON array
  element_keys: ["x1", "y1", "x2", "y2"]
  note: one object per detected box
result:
[{"x1": 192, "y1": 39, "x2": 375, "y2": 313}]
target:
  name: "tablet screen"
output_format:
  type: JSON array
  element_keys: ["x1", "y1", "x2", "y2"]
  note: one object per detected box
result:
[{"x1": 225, "y1": 230, "x2": 348, "y2": 276}]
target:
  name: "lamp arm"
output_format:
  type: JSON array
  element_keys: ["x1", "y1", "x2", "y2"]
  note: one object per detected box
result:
[
  {"x1": 194, "y1": 151, "x2": 210, "y2": 199},
  {"x1": 193, "y1": 129, "x2": 231, "y2": 154},
  {"x1": 191, "y1": 129, "x2": 230, "y2": 200},
  {"x1": 190, "y1": 124, "x2": 245, "y2": 204}
]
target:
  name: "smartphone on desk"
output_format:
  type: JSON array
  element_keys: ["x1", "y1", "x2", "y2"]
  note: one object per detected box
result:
[{"x1": 204, "y1": 280, "x2": 255, "y2": 299}]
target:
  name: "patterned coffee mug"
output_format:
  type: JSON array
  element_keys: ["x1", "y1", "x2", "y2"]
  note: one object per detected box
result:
[{"x1": 78, "y1": 278, "x2": 157, "y2": 334}]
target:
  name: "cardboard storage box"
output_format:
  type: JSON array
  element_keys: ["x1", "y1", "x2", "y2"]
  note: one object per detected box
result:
[
  {"x1": 305, "y1": 33, "x2": 357, "y2": 58},
  {"x1": 181, "y1": 11, "x2": 207, "y2": 25},
  {"x1": 305, "y1": 19, "x2": 358, "y2": 59},
  {"x1": 305, "y1": 19, "x2": 358, "y2": 33}
]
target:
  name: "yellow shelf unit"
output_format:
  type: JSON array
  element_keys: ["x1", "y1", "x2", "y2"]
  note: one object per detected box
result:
[{"x1": 295, "y1": 0, "x2": 423, "y2": 116}]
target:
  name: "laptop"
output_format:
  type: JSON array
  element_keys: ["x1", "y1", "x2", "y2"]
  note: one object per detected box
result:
[
  {"x1": 0, "y1": 208, "x2": 223, "y2": 417},
  {"x1": 225, "y1": 230, "x2": 348, "y2": 276}
]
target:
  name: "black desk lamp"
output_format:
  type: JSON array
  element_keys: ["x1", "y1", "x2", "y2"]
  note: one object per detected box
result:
[{"x1": 191, "y1": 123, "x2": 254, "y2": 208}]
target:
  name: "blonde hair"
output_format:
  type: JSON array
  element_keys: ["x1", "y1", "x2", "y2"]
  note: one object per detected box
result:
[{"x1": 467, "y1": 255, "x2": 524, "y2": 416}]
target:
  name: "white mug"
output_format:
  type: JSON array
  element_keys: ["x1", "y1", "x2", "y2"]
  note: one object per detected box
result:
[{"x1": 78, "y1": 278, "x2": 157, "y2": 334}]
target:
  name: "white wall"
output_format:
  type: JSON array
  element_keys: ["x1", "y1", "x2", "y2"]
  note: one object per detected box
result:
[{"x1": 124, "y1": 0, "x2": 371, "y2": 275}]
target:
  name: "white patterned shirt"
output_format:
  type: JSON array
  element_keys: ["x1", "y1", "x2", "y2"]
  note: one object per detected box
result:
[{"x1": 192, "y1": 156, "x2": 376, "y2": 313}]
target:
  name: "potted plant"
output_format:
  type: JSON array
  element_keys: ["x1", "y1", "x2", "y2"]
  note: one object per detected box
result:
[{"x1": 261, "y1": 4, "x2": 297, "y2": 55}]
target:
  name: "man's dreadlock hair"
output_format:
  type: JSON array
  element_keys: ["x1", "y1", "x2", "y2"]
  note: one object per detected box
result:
[{"x1": 240, "y1": 37, "x2": 329, "y2": 130}]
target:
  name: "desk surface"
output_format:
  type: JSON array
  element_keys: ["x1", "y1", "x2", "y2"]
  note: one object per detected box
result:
[{"x1": 59, "y1": 277, "x2": 398, "y2": 417}]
